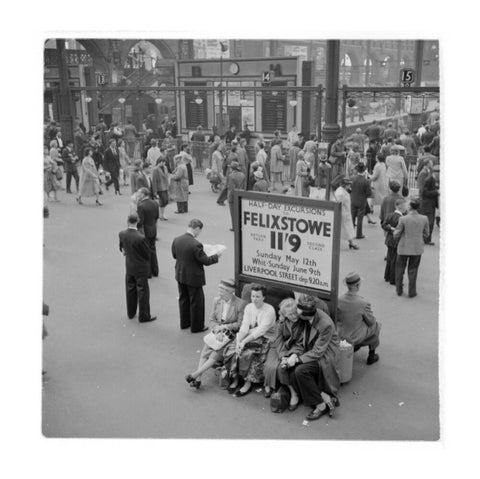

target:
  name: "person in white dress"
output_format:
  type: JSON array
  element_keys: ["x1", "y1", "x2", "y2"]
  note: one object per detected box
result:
[
  {"x1": 386, "y1": 145, "x2": 408, "y2": 194},
  {"x1": 332, "y1": 175, "x2": 359, "y2": 250},
  {"x1": 369, "y1": 153, "x2": 388, "y2": 212}
]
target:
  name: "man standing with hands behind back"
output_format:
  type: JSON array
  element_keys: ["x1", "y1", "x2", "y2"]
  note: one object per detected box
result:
[
  {"x1": 119, "y1": 214, "x2": 156, "y2": 323},
  {"x1": 171, "y1": 219, "x2": 222, "y2": 333},
  {"x1": 136, "y1": 187, "x2": 159, "y2": 278}
]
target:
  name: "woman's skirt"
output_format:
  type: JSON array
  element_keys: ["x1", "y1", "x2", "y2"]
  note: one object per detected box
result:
[
  {"x1": 157, "y1": 190, "x2": 169, "y2": 208},
  {"x1": 225, "y1": 337, "x2": 270, "y2": 384}
]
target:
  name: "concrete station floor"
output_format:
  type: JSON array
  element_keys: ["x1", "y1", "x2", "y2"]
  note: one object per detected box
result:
[{"x1": 42, "y1": 172, "x2": 439, "y2": 440}]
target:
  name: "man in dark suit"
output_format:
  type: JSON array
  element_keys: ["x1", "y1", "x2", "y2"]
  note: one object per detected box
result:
[
  {"x1": 104, "y1": 138, "x2": 121, "y2": 194},
  {"x1": 394, "y1": 198, "x2": 430, "y2": 298},
  {"x1": 381, "y1": 198, "x2": 407, "y2": 285},
  {"x1": 350, "y1": 163, "x2": 372, "y2": 239},
  {"x1": 171, "y1": 218, "x2": 222, "y2": 332},
  {"x1": 119, "y1": 214, "x2": 156, "y2": 323},
  {"x1": 226, "y1": 162, "x2": 245, "y2": 231},
  {"x1": 379, "y1": 180, "x2": 402, "y2": 224},
  {"x1": 136, "y1": 188, "x2": 160, "y2": 278},
  {"x1": 136, "y1": 162, "x2": 154, "y2": 196},
  {"x1": 62, "y1": 140, "x2": 79, "y2": 194},
  {"x1": 419, "y1": 172, "x2": 439, "y2": 245}
]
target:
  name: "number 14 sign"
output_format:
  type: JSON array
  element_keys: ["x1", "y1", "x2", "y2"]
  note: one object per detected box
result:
[{"x1": 400, "y1": 68, "x2": 415, "y2": 87}]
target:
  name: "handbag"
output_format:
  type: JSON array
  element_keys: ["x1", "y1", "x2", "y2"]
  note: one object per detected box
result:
[
  {"x1": 402, "y1": 185, "x2": 409, "y2": 197},
  {"x1": 328, "y1": 155, "x2": 337, "y2": 164},
  {"x1": 55, "y1": 168, "x2": 63, "y2": 181},
  {"x1": 270, "y1": 385, "x2": 291, "y2": 413},
  {"x1": 203, "y1": 330, "x2": 234, "y2": 351}
]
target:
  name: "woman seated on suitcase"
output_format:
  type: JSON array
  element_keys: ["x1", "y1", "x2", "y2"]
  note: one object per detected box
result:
[
  {"x1": 185, "y1": 279, "x2": 245, "y2": 389},
  {"x1": 263, "y1": 298, "x2": 304, "y2": 409},
  {"x1": 223, "y1": 283, "x2": 276, "y2": 397}
]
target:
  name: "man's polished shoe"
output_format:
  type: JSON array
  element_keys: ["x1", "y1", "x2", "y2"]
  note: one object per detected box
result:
[
  {"x1": 425, "y1": 241, "x2": 435, "y2": 245},
  {"x1": 366, "y1": 353, "x2": 379, "y2": 365},
  {"x1": 356, "y1": 235, "x2": 366, "y2": 239},
  {"x1": 139, "y1": 316, "x2": 157, "y2": 323},
  {"x1": 306, "y1": 406, "x2": 328, "y2": 421},
  {"x1": 408, "y1": 293, "x2": 417, "y2": 298},
  {"x1": 192, "y1": 326, "x2": 208, "y2": 333}
]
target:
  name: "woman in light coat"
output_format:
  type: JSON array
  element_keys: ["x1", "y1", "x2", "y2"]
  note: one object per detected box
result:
[
  {"x1": 294, "y1": 150, "x2": 310, "y2": 197},
  {"x1": 77, "y1": 147, "x2": 102, "y2": 205},
  {"x1": 332, "y1": 175, "x2": 358, "y2": 250},
  {"x1": 170, "y1": 154, "x2": 189, "y2": 213},
  {"x1": 369, "y1": 154, "x2": 388, "y2": 209},
  {"x1": 386, "y1": 145, "x2": 408, "y2": 193},
  {"x1": 44, "y1": 146, "x2": 60, "y2": 201}
]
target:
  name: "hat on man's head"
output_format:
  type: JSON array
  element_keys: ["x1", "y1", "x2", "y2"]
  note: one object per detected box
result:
[
  {"x1": 230, "y1": 161, "x2": 240, "y2": 171},
  {"x1": 297, "y1": 294, "x2": 317, "y2": 317},
  {"x1": 344, "y1": 272, "x2": 361, "y2": 285},
  {"x1": 219, "y1": 278, "x2": 235, "y2": 291},
  {"x1": 134, "y1": 159, "x2": 143, "y2": 170},
  {"x1": 254, "y1": 170, "x2": 264, "y2": 179}
]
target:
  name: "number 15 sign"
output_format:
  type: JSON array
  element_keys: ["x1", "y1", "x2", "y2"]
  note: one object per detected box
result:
[
  {"x1": 400, "y1": 68, "x2": 415, "y2": 87},
  {"x1": 233, "y1": 191, "x2": 341, "y2": 302}
]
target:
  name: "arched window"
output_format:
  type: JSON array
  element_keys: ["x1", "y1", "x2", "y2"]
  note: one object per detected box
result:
[
  {"x1": 363, "y1": 56, "x2": 373, "y2": 85},
  {"x1": 340, "y1": 53, "x2": 352, "y2": 85},
  {"x1": 124, "y1": 41, "x2": 163, "y2": 71}
]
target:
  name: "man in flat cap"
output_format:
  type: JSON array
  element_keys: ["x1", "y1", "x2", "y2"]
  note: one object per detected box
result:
[
  {"x1": 282, "y1": 294, "x2": 341, "y2": 421},
  {"x1": 336, "y1": 272, "x2": 381, "y2": 365}
]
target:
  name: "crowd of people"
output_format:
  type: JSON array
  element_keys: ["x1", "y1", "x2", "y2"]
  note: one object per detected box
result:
[{"x1": 44, "y1": 109, "x2": 440, "y2": 422}]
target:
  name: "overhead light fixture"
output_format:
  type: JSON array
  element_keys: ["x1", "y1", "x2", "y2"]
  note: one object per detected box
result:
[
  {"x1": 289, "y1": 100, "x2": 298, "y2": 107},
  {"x1": 118, "y1": 97, "x2": 126, "y2": 104},
  {"x1": 155, "y1": 98, "x2": 163, "y2": 104},
  {"x1": 85, "y1": 96, "x2": 92, "y2": 103},
  {"x1": 195, "y1": 97, "x2": 203, "y2": 105}
]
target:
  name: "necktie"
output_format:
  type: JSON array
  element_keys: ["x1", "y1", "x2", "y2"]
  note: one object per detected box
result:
[{"x1": 304, "y1": 322, "x2": 311, "y2": 351}]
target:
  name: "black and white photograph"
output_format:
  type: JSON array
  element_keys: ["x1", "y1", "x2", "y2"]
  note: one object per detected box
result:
[
  {"x1": 41, "y1": 37, "x2": 440, "y2": 440},
  {"x1": 3, "y1": 2, "x2": 479, "y2": 478}
]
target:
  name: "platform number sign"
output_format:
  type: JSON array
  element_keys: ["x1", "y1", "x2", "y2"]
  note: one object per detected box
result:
[
  {"x1": 261, "y1": 71, "x2": 272, "y2": 85},
  {"x1": 400, "y1": 69, "x2": 415, "y2": 87}
]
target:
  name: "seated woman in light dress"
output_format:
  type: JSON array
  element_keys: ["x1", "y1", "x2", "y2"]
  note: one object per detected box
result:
[{"x1": 223, "y1": 284, "x2": 276, "y2": 397}]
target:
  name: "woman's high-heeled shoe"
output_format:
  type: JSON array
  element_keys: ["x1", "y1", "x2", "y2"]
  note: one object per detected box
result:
[
  {"x1": 349, "y1": 242, "x2": 359, "y2": 250},
  {"x1": 185, "y1": 374, "x2": 195, "y2": 385},
  {"x1": 76, "y1": 197, "x2": 83, "y2": 205},
  {"x1": 96, "y1": 200, "x2": 103, "y2": 206}
]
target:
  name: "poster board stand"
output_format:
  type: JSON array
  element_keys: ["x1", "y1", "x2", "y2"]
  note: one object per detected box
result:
[{"x1": 233, "y1": 191, "x2": 341, "y2": 320}]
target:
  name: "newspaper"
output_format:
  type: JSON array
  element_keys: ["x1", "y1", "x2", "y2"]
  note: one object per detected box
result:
[{"x1": 203, "y1": 244, "x2": 227, "y2": 257}]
